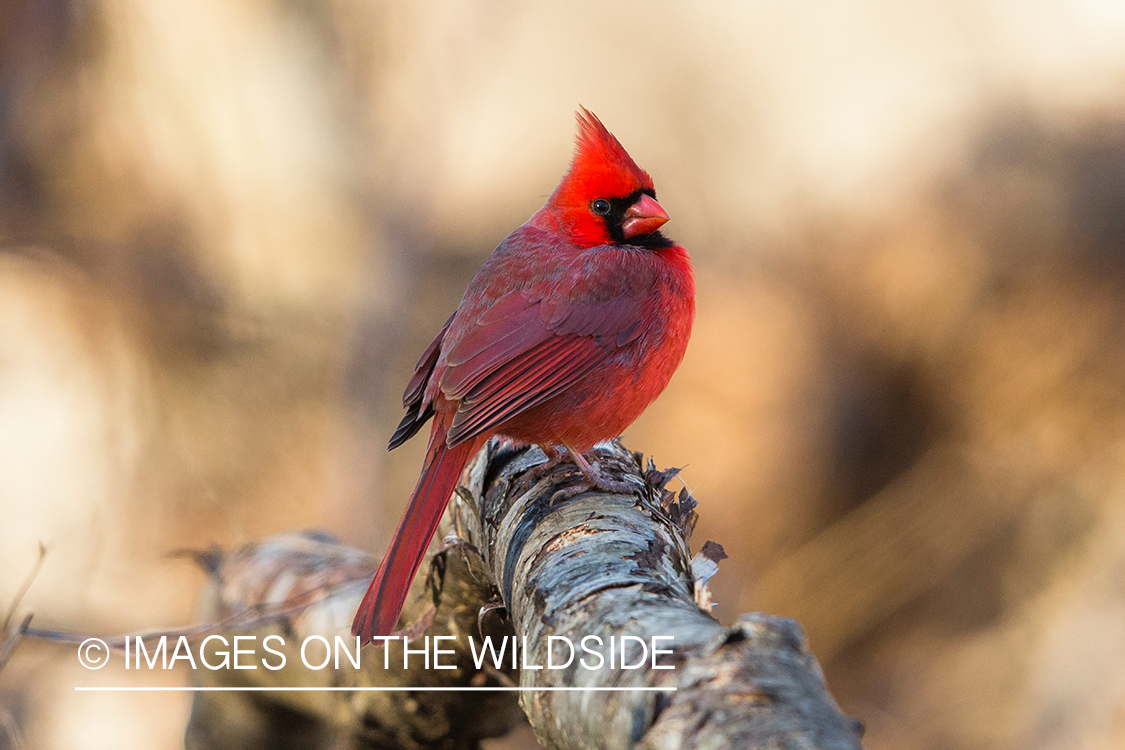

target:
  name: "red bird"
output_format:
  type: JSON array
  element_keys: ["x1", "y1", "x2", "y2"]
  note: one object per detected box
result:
[{"x1": 352, "y1": 109, "x2": 695, "y2": 641}]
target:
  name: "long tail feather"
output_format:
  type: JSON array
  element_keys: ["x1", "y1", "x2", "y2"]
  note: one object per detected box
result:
[{"x1": 352, "y1": 420, "x2": 482, "y2": 641}]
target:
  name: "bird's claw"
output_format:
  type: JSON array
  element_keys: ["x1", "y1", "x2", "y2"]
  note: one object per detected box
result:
[
  {"x1": 521, "y1": 446, "x2": 567, "y2": 492},
  {"x1": 548, "y1": 458, "x2": 640, "y2": 505}
]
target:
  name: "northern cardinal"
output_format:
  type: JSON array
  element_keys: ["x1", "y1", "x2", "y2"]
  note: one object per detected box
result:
[{"x1": 352, "y1": 109, "x2": 695, "y2": 641}]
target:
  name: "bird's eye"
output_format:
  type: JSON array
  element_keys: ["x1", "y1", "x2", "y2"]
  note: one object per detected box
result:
[{"x1": 591, "y1": 199, "x2": 611, "y2": 215}]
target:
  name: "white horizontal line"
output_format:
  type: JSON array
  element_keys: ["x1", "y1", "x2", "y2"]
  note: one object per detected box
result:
[{"x1": 75, "y1": 686, "x2": 675, "y2": 692}]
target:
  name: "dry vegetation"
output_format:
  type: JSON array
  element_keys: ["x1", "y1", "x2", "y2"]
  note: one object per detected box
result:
[{"x1": 1, "y1": 1, "x2": 1124, "y2": 749}]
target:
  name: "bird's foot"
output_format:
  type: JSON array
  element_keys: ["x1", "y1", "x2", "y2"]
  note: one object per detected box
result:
[
  {"x1": 522, "y1": 445, "x2": 567, "y2": 491},
  {"x1": 548, "y1": 446, "x2": 639, "y2": 505}
]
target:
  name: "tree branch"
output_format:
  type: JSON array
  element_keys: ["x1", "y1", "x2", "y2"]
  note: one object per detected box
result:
[{"x1": 182, "y1": 440, "x2": 864, "y2": 749}]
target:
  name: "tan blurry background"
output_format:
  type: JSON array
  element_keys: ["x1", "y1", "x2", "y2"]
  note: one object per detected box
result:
[{"x1": 2, "y1": 0, "x2": 1125, "y2": 748}]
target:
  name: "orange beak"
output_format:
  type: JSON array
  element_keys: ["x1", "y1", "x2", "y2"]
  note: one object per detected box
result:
[{"x1": 621, "y1": 194, "x2": 669, "y2": 239}]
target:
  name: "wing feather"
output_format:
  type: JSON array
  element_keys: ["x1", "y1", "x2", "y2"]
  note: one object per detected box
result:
[
  {"x1": 389, "y1": 314, "x2": 453, "y2": 450},
  {"x1": 440, "y1": 290, "x2": 646, "y2": 446},
  {"x1": 397, "y1": 241, "x2": 656, "y2": 451},
  {"x1": 446, "y1": 337, "x2": 609, "y2": 445}
]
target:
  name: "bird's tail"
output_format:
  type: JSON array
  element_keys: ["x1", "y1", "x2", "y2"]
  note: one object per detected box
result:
[{"x1": 352, "y1": 419, "x2": 483, "y2": 642}]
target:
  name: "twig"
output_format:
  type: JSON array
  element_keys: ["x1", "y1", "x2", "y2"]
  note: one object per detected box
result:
[
  {"x1": 21, "y1": 583, "x2": 339, "y2": 650},
  {"x1": 0, "y1": 543, "x2": 50, "y2": 677},
  {"x1": 2, "y1": 542, "x2": 48, "y2": 634}
]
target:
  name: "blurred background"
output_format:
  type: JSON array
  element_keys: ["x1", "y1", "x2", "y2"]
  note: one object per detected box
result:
[{"x1": 2, "y1": 0, "x2": 1125, "y2": 748}]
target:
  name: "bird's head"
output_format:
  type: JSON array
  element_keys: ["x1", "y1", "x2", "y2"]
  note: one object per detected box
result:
[{"x1": 538, "y1": 108, "x2": 672, "y2": 249}]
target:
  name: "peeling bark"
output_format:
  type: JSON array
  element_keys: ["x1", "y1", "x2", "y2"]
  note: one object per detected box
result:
[
  {"x1": 450, "y1": 441, "x2": 863, "y2": 750},
  {"x1": 183, "y1": 531, "x2": 522, "y2": 750}
]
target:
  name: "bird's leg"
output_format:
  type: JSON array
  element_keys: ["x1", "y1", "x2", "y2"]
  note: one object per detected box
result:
[
  {"x1": 549, "y1": 443, "x2": 639, "y2": 505},
  {"x1": 522, "y1": 444, "x2": 568, "y2": 490}
]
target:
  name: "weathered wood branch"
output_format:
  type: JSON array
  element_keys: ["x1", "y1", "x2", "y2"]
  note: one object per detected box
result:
[
  {"x1": 184, "y1": 440, "x2": 864, "y2": 750},
  {"x1": 183, "y1": 531, "x2": 521, "y2": 750}
]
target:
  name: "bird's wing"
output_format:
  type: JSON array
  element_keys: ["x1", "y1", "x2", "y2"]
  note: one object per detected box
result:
[
  {"x1": 388, "y1": 313, "x2": 454, "y2": 450},
  {"x1": 440, "y1": 289, "x2": 644, "y2": 446}
]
